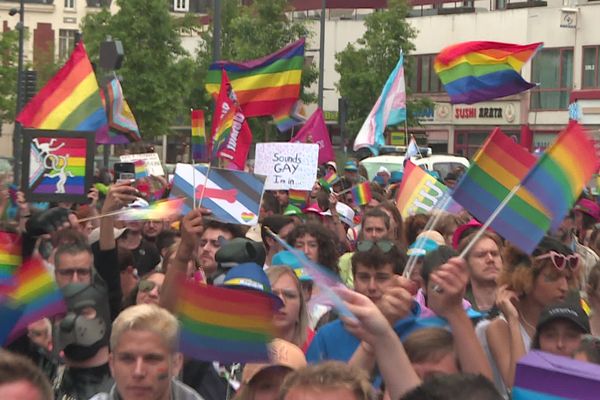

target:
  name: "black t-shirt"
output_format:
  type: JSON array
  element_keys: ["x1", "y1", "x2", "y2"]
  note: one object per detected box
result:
[
  {"x1": 54, "y1": 363, "x2": 113, "y2": 400},
  {"x1": 131, "y1": 239, "x2": 161, "y2": 276}
]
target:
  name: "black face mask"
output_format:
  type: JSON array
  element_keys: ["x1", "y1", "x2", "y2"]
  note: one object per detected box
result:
[{"x1": 55, "y1": 282, "x2": 111, "y2": 362}]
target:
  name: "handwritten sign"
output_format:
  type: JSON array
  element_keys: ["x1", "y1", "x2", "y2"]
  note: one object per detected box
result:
[
  {"x1": 254, "y1": 143, "x2": 319, "y2": 190},
  {"x1": 120, "y1": 153, "x2": 165, "y2": 176}
]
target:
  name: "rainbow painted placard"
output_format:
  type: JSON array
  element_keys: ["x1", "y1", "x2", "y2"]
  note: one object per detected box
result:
[
  {"x1": 134, "y1": 160, "x2": 149, "y2": 179},
  {"x1": 176, "y1": 280, "x2": 276, "y2": 363},
  {"x1": 22, "y1": 130, "x2": 94, "y2": 203}
]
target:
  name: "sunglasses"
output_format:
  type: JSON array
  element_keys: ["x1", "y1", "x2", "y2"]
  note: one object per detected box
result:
[
  {"x1": 356, "y1": 240, "x2": 395, "y2": 253},
  {"x1": 534, "y1": 251, "x2": 579, "y2": 271},
  {"x1": 139, "y1": 280, "x2": 161, "y2": 294}
]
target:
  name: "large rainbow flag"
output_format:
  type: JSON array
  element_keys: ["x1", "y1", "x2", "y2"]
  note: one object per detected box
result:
[
  {"x1": 434, "y1": 41, "x2": 542, "y2": 104},
  {"x1": 16, "y1": 41, "x2": 107, "y2": 132},
  {"x1": 176, "y1": 280, "x2": 276, "y2": 363},
  {"x1": 451, "y1": 128, "x2": 543, "y2": 252},
  {"x1": 205, "y1": 39, "x2": 305, "y2": 130}
]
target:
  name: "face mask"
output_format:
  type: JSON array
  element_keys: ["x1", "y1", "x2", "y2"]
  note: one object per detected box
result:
[{"x1": 54, "y1": 282, "x2": 111, "y2": 362}]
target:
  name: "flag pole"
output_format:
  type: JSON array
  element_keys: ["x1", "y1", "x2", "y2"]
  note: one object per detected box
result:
[{"x1": 191, "y1": 109, "x2": 197, "y2": 210}]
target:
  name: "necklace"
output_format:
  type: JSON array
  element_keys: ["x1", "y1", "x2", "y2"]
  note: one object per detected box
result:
[{"x1": 520, "y1": 313, "x2": 536, "y2": 333}]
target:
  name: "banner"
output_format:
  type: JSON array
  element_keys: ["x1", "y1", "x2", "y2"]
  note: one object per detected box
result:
[{"x1": 254, "y1": 143, "x2": 319, "y2": 190}]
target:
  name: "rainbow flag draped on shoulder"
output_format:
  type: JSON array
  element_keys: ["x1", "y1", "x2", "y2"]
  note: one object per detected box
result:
[
  {"x1": 434, "y1": 41, "x2": 542, "y2": 104},
  {"x1": 16, "y1": 41, "x2": 107, "y2": 132},
  {"x1": 205, "y1": 39, "x2": 305, "y2": 131}
]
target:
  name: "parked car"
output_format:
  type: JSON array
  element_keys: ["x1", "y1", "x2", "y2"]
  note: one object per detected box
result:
[{"x1": 359, "y1": 154, "x2": 470, "y2": 181}]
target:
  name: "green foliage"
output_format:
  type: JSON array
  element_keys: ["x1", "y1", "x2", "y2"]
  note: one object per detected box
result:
[
  {"x1": 0, "y1": 30, "x2": 19, "y2": 126},
  {"x1": 335, "y1": 0, "x2": 428, "y2": 141},
  {"x1": 193, "y1": 0, "x2": 317, "y2": 142},
  {"x1": 81, "y1": 0, "x2": 198, "y2": 137}
]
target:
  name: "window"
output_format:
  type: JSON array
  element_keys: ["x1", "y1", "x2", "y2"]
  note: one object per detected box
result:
[
  {"x1": 59, "y1": 30, "x2": 78, "y2": 61},
  {"x1": 64, "y1": 0, "x2": 75, "y2": 9},
  {"x1": 407, "y1": 54, "x2": 443, "y2": 94},
  {"x1": 174, "y1": 0, "x2": 188, "y2": 11},
  {"x1": 582, "y1": 46, "x2": 600, "y2": 88},
  {"x1": 530, "y1": 48, "x2": 573, "y2": 110}
]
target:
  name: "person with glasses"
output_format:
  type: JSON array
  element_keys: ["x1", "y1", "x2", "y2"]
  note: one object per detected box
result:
[
  {"x1": 306, "y1": 239, "x2": 410, "y2": 364},
  {"x1": 134, "y1": 271, "x2": 165, "y2": 306},
  {"x1": 486, "y1": 236, "x2": 581, "y2": 391},
  {"x1": 266, "y1": 266, "x2": 312, "y2": 351}
]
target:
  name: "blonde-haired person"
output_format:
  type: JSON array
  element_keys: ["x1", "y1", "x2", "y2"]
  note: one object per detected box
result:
[
  {"x1": 586, "y1": 262, "x2": 600, "y2": 336},
  {"x1": 266, "y1": 266, "x2": 312, "y2": 351},
  {"x1": 234, "y1": 339, "x2": 306, "y2": 400},
  {"x1": 91, "y1": 304, "x2": 204, "y2": 400},
  {"x1": 486, "y1": 236, "x2": 580, "y2": 390}
]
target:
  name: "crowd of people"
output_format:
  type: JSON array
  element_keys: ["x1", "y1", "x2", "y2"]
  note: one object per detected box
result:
[{"x1": 1, "y1": 157, "x2": 600, "y2": 400}]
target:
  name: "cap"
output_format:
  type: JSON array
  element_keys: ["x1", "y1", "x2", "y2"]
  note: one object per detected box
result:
[
  {"x1": 242, "y1": 339, "x2": 307, "y2": 384},
  {"x1": 325, "y1": 161, "x2": 337, "y2": 172},
  {"x1": 344, "y1": 161, "x2": 358, "y2": 172},
  {"x1": 407, "y1": 237, "x2": 440, "y2": 257},
  {"x1": 452, "y1": 219, "x2": 483, "y2": 250},
  {"x1": 215, "y1": 238, "x2": 266, "y2": 268},
  {"x1": 372, "y1": 176, "x2": 385, "y2": 186},
  {"x1": 417, "y1": 230, "x2": 446, "y2": 246},
  {"x1": 221, "y1": 262, "x2": 283, "y2": 308},
  {"x1": 271, "y1": 251, "x2": 313, "y2": 282},
  {"x1": 537, "y1": 302, "x2": 590, "y2": 334},
  {"x1": 390, "y1": 171, "x2": 403, "y2": 184},
  {"x1": 574, "y1": 198, "x2": 600, "y2": 222},
  {"x1": 88, "y1": 227, "x2": 127, "y2": 245},
  {"x1": 336, "y1": 202, "x2": 355, "y2": 228},
  {"x1": 283, "y1": 204, "x2": 304, "y2": 218},
  {"x1": 377, "y1": 166, "x2": 390, "y2": 176},
  {"x1": 303, "y1": 203, "x2": 323, "y2": 215}
]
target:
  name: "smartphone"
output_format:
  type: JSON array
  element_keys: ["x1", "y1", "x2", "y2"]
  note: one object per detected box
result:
[{"x1": 113, "y1": 162, "x2": 135, "y2": 183}]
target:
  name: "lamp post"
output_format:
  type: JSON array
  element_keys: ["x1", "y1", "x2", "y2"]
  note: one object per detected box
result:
[
  {"x1": 9, "y1": 0, "x2": 25, "y2": 185},
  {"x1": 317, "y1": 0, "x2": 326, "y2": 110}
]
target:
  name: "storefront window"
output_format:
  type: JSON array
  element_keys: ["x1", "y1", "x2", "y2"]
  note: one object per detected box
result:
[
  {"x1": 454, "y1": 131, "x2": 519, "y2": 159},
  {"x1": 530, "y1": 48, "x2": 573, "y2": 110},
  {"x1": 406, "y1": 54, "x2": 443, "y2": 94}
]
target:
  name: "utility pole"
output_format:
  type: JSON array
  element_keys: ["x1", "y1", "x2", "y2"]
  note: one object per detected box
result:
[
  {"x1": 10, "y1": 0, "x2": 25, "y2": 184},
  {"x1": 317, "y1": 0, "x2": 326, "y2": 110}
]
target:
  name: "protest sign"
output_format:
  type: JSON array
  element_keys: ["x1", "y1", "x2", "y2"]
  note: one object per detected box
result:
[
  {"x1": 254, "y1": 142, "x2": 319, "y2": 190},
  {"x1": 120, "y1": 153, "x2": 165, "y2": 176}
]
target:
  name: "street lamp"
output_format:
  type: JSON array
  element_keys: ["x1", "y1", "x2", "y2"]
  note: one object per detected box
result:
[{"x1": 9, "y1": 0, "x2": 25, "y2": 185}]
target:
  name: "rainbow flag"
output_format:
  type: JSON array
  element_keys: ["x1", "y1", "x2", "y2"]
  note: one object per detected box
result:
[
  {"x1": 289, "y1": 189, "x2": 309, "y2": 208},
  {"x1": 273, "y1": 100, "x2": 306, "y2": 132},
  {"x1": 205, "y1": 39, "x2": 305, "y2": 127},
  {"x1": 451, "y1": 128, "x2": 544, "y2": 252},
  {"x1": 0, "y1": 232, "x2": 22, "y2": 282},
  {"x1": 117, "y1": 197, "x2": 185, "y2": 221},
  {"x1": 515, "y1": 122, "x2": 599, "y2": 251},
  {"x1": 191, "y1": 109, "x2": 208, "y2": 163},
  {"x1": 133, "y1": 160, "x2": 148, "y2": 179},
  {"x1": 5, "y1": 257, "x2": 67, "y2": 343},
  {"x1": 350, "y1": 182, "x2": 372, "y2": 206},
  {"x1": 16, "y1": 41, "x2": 107, "y2": 132},
  {"x1": 396, "y1": 161, "x2": 455, "y2": 219},
  {"x1": 176, "y1": 280, "x2": 276, "y2": 363},
  {"x1": 434, "y1": 41, "x2": 542, "y2": 104},
  {"x1": 319, "y1": 171, "x2": 339, "y2": 191}
]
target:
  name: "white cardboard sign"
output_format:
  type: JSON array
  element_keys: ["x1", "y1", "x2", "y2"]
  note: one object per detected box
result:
[
  {"x1": 120, "y1": 153, "x2": 165, "y2": 176},
  {"x1": 254, "y1": 142, "x2": 319, "y2": 190}
]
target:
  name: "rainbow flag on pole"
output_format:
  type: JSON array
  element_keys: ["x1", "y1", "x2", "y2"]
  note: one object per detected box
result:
[
  {"x1": 434, "y1": 41, "x2": 542, "y2": 104},
  {"x1": 350, "y1": 182, "x2": 372, "y2": 206},
  {"x1": 16, "y1": 41, "x2": 107, "y2": 132},
  {"x1": 289, "y1": 189, "x2": 309, "y2": 208},
  {"x1": 451, "y1": 128, "x2": 544, "y2": 251},
  {"x1": 97, "y1": 77, "x2": 141, "y2": 144},
  {"x1": 117, "y1": 198, "x2": 185, "y2": 221},
  {"x1": 191, "y1": 109, "x2": 208, "y2": 163},
  {"x1": 176, "y1": 280, "x2": 276, "y2": 363},
  {"x1": 205, "y1": 39, "x2": 305, "y2": 130},
  {"x1": 396, "y1": 161, "x2": 454, "y2": 219},
  {"x1": 0, "y1": 232, "x2": 22, "y2": 282},
  {"x1": 5, "y1": 257, "x2": 67, "y2": 343}
]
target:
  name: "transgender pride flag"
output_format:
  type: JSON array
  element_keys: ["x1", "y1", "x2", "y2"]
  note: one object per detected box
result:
[{"x1": 354, "y1": 54, "x2": 406, "y2": 155}]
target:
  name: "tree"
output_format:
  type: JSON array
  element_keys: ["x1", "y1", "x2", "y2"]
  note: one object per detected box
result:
[
  {"x1": 335, "y1": 0, "x2": 429, "y2": 144},
  {"x1": 81, "y1": 0, "x2": 198, "y2": 138},
  {"x1": 0, "y1": 29, "x2": 19, "y2": 128},
  {"x1": 193, "y1": 0, "x2": 318, "y2": 141}
]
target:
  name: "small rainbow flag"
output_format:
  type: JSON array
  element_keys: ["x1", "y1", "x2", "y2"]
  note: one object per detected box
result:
[
  {"x1": 319, "y1": 171, "x2": 339, "y2": 191},
  {"x1": 0, "y1": 232, "x2": 22, "y2": 282},
  {"x1": 289, "y1": 189, "x2": 309, "y2": 208},
  {"x1": 133, "y1": 160, "x2": 148, "y2": 179},
  {"x1": 206, "y1": 39, "x2": 305, "y2": 126},
  {"x1": 176, "y1": 280, "x2": 276, "y2": 363},
  {"x1": 191, "y1": 109, "x2": 208, "y2": 163},
  {"x1": 350, "y1": 182, "x2": 372, "y2": 206},
  {"x1": 434, "y1": 41, "x2": 542, "y2": 104},
  {"x1": 117, "y1": 197, "x2": 185, "y2": 221},
  {"x1": 5, "y1": 257, "x2": 67, "y2": 343},
  {"x1": 16, "y1": 41, "x2": 107, "y2": 131},
  {"x1": 451, "y1": 128, "x2": 543, "y2": 252}
]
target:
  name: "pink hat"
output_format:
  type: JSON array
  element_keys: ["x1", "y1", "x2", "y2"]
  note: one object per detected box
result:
[
  {"x1": 574, "y1": 198, "x2": 600, "y2": 222},
  {"x1": 452, "y1": 219, "x2": 483, "y2": 250},
  {"x1": 303, "y1": 203, "x2": 323, "y2": 215}
]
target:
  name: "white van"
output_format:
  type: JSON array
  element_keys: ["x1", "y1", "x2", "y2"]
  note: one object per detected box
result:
[{"x1": 359, "y1": 154, "x2": 469, "y2": 181}]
